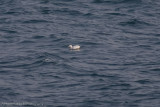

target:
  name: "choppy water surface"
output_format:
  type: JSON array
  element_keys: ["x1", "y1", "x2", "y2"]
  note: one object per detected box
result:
[{"x1": 0, "y1": 0, "x2": 160, "y2": 107}]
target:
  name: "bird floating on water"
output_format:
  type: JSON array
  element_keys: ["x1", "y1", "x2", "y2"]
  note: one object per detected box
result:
[{"x1": 68, "y1": 45, "x2": 80, "y2": 50}]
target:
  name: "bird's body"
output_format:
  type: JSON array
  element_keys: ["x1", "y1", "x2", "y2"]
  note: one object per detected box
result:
[{"x1": 69, "y1": 45, "x2": 80, "y2": 50}]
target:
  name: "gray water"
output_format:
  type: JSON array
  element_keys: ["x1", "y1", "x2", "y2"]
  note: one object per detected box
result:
[{"x1": 0, "y1": 0, "x2": 160, "y2": 107}]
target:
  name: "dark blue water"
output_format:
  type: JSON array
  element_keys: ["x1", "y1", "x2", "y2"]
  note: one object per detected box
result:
[{"x1": 0, "y1": 0, "x2": 160, "y2": 107}]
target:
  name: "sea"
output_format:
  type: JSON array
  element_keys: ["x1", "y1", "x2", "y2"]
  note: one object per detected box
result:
[{"x1": 0, "y1": 0, "x2": 160, "y2": 107}]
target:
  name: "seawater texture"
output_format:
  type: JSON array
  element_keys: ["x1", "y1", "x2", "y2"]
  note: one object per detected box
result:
[{"x1": 0, "y1": 0, "x2": 160, "y2": 107}]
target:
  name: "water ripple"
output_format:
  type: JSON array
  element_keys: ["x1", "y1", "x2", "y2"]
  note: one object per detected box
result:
[{"x1": 0, "y1": 0, "x2": 160, "y2": 107}]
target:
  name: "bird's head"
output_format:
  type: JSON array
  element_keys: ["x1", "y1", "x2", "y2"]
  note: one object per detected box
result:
[{"x1": 68, "y1": 45, "x2": 72, "y2": 48}]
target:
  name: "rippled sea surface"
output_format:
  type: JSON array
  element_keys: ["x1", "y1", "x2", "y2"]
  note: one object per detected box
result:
[{"x1": 0, "y1": 0, "x2": 160, "y2": 107}]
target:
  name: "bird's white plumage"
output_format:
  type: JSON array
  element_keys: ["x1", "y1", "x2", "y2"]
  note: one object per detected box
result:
[{"x1": 69, "y1": 45, "x2": 80, "y2": 50}]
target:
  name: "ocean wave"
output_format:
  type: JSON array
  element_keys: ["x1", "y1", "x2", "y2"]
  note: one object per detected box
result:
[
  {"x1": 119, "y1": 18, "x2": 153, "y2": 27},
  {"x1": 93, "y1": 0, "x2": 142, "y2": 4},
  {"x1": 0, "y1": 0, "x2": 160, "y2": 106}
]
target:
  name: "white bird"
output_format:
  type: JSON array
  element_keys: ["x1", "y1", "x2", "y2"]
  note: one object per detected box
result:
[{"x1": 68, "y1": 45, "x2": 80, "y2": 50}]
